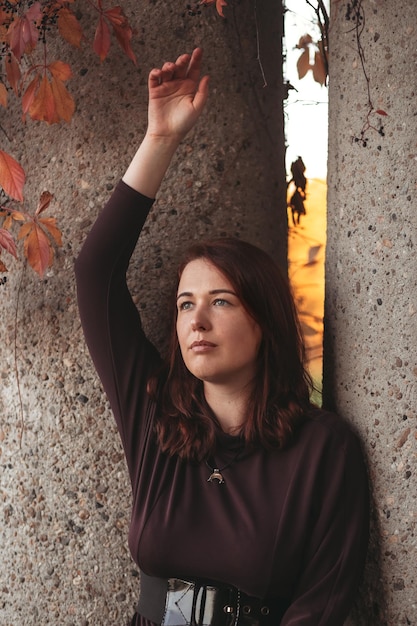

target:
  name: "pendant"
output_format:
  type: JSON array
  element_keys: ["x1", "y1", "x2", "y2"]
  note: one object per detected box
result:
[{"x1": 207, "y1": 468, "x2": 225, "y2": 484}]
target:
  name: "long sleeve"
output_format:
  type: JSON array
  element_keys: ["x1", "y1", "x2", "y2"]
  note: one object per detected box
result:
[
  {"x1": 75, "y1": 181, "x2": 161, "y2": 483},
  {"x1": 280, "y1": 420, "x2": 370, "y2": 625}
]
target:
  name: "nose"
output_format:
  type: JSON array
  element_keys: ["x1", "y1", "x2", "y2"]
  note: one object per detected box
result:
[{"x1": 190, "y1": 306, "x2": 211, "y2": 332}]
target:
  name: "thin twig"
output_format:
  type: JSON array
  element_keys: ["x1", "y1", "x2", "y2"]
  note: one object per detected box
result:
[
  {"x1": 254, "y1": 0, "x2": 267, "y2": 88},
  {"x1": 13, "y1": 262, "x2": 26, "y2": 448}
]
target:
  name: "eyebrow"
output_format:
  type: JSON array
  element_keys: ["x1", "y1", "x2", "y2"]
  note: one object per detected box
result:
[{"x1": 176, "y1": 289, "x2": 237, "y2": 301}]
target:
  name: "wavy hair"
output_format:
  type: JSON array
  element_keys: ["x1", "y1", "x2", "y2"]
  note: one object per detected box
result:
[{"x1": 151, "y1": 237, "x2": 313, "y2": 461}]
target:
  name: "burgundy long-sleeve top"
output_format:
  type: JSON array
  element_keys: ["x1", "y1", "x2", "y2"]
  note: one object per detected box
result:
[{"x1": 75, "y1": 181, "x2": 369, "y2": 626}]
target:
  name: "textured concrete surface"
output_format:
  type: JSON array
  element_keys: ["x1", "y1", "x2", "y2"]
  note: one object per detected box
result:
[
  {"x1": 324, "y1": 1, "x2": 417, "y2": 624},
  {"x1": 0, "y1": 1, "x2": 286, "y2": 624}
]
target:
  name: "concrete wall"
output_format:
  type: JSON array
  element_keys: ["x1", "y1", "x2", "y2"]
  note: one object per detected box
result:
[
  {"x1": 0, "y1": 1, "x2": 285, "y2": 623},
  {"x1": 324, "y1": 1, "x2": 417, "y2": 623}
]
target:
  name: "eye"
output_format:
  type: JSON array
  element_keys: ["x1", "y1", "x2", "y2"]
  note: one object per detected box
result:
[
  {"x1": 213, "y1": 298, "x2": 229, "y2": 307},
  {"x1": 178, "y1": 300, "x2": 193, "y2": 311}
]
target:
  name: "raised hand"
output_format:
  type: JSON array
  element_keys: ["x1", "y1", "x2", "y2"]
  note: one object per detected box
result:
[{"x1": 147, "y1": 48, "x2": 210, "y2": 140}]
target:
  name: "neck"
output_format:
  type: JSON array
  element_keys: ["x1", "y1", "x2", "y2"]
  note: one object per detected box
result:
[{"x1": 203, "y1": 382, "x2": 252, "y2": 434}]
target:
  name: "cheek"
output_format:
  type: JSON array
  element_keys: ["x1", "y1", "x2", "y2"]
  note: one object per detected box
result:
[{"x1": 176, "y1": 319, "x2": 186, "y2": 352}]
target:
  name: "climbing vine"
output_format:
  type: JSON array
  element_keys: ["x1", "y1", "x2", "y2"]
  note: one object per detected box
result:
[
  {"x1": 0, "y1": 0, "x2": 136, "y2": 276},
  {"x1": 344, "y1": 0, "x2": 387, "y2": 146}
]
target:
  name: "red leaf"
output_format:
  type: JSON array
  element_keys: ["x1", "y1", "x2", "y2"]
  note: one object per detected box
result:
[
  {"x1": 199, "y1": 0, "x2": 227, "y2": 17},
  {"x1": 375, "y1": 109, "x2": 388, "y2": 116},
  {"x1": 35, "y1": 190, "x2": 54, "y2": 216},
  {"x1": 0, "y1": 227, "x2": 18, "y2": 258},
  {"x1": 0, "y1": 150, "x2": 25, "y2": 201},
  {"x1": 0, "y1": 82, "x2": 7, "y2": 108},
  {"x1": 29, "y1": 74, "x2": 58, "y2": 124},
  {"x1": 57, "y1": 7, "x2": 83, "y2": 47},
  {"x1": 105, "y1": 6, "x2": 136, "y2": 64},
  {"x1": 49, "y1": 60, "x2": 72, "y2": 81},
  {"x1": 22, "y1": 222, "x2": 52, "y2": 276},
  {"x1": 5, "y1": 53, "x2": 21, "y2": 95},
  {"x1": 93, "y1": 15, "x2": 111, "y2": 61},
  {"x1": 22, "y1": 75, "x2": 41, "y2": 119},
  {"x1": 50, "y1": 75, "x2": 75, "y2": 122},
  {"x1": 8, "y1": 3, "x2": 42, "y2": 60}
]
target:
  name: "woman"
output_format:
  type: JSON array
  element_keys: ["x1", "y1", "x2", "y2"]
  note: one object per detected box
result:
[{"x1": 75, "y1": 48, "x2": 369, "y2": 626}]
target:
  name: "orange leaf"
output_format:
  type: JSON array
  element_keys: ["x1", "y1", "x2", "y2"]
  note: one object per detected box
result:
[
  {"x1": 296, "y1": 34, "x2": 313, "y2": 50},
  {"x1": 22, "y1": 74, "x2": 41, "y2": 119},
  {"x1": 35, "y1": 190, "x2": 54, "y2": 215},
  {"x1": 23, "y1": 222, "x2": 52, "y2": 276},
  {"x1": 0, "y1": 227, "x2": 18, "y2": 258},
  {"x1": 50, "y1": 75, "x2": 75, "y2": 122},
  {"x1": 49, "y1": 60, "x2": 72, "y2": 81},
  {"x1": 297, "y1": 49, "x2": 310, "y2": 80},
  {"x1": 18, "y1": 222, "x2": 32, "y2": 240},
  {"x1": 376, "y1": 109, "x2": 388, "y2": 116},
  {"x1": 0, "y1": 82, "x2": 7, "y2": 108},
  {"x1": 93, "y1": 15, "x2": 111, "y2": 61},
  {"x1": 2, "y1": 215, "x2": 13, "y2": 229},
  {"x1": 199, "y1": 0, "x2": 227, "y2": 17},
  {"x1": 105, "y1": 7, "x2": 136, "y2": 63},
  {"x1": 39, "y1": 217, "x2": 62, "y2": 247},
  {"x1": 312, "y1": 50, "x2": 326, "y2": 86},
  {"x1": 29, "y1": 74, "x2": 58, "y2": 124},
  {"x1": 8, "y1": 3, "x2": 42, "y2": 60},
  {"x1": 5, "y1": 53, "x2": 21, "y2": 95},
  {"x1": 57, "y1": 7, "x2": 83, "y2": 47},
  {"x1": 0, "y1": 150, "x2": 25, "y2": 201},
  {"x1": 0, "y1": 259, "x2": 9, "y2": 272}
]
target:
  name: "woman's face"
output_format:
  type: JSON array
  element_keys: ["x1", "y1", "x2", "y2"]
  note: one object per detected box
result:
[{"x1": 176, "y1": 258, "x2": 262, "y2": 390}]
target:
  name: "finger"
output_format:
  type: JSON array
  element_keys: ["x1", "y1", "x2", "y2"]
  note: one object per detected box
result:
[
  {"x1": 159, "y1": 61, "x2": 176, "y2": 83},
  {"x1": 186, "y1": 47, "x2": 204, "y2": 82},
  {"x1": 174, "y1": 53, "x2": 192, "y2": 79},
  {"x1": 148, "y1": 68, "x2": 162, "y2": 89},
  {"x1": 192, "y1": 74, "x2": 210, "y2": 114}
]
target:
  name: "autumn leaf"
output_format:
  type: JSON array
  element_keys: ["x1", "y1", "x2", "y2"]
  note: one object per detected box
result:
[
  {"x1": 39, "y1": 217, "x2": 62, "y2": 246},
  {"x1": 22, "y1": 75, "x2": 41, "y2": 120},
  {"x1": 5, "y1": 52, "x2": 21, "y2": 95},
  {"x1": 105, "y1": 6, "x2": 136, "y2": 64},
  {"x1": 57, "y1": 6, "x2": 83, "y2": 47},
  {"x1": 50, "y1": 76, "x2": 75, "y2": 122},
  {"x1": 0, "y1": 259, "x2": 8, "y2": 272},
  {"x1": 29, "y1": 74, "x2": 58, "y2": 124},
  {"x1": 21, "y1": 221, "x2": 52, "y2": 276},
  {"x1": 49, "y1": 60, "x2": 72, "y2": 81},
  {"x1": 0, "y1": 227, "x2": 18, "y2": 258},
  {"x1": 375, "y1": 109, "x2": 388, "y2": 116},
  {"x1": 0, "y1": 208, "x2": 25, "y2": 230},
  {"x1": 199, "y1": 0, "x2": 227, "y2": 17},
  {"x1": 35, "y1": 191, "x2": 54, "y2": 216},
  {"x1": 93, "y1": 14, "x2": 111, "y2": 61},
  {"x1": 312, "y1": 50, "x2": 326, "y2": 86},
  {"x1": 0, "y1": 150, "x2": 25, "y2": 201},
  {"x1": 0, "y1": 82, "x2": 7, "y2": 108},
  {"x1": 7, "y1": 2, "x2": 42, "y2": 61},
  {"x1": 297, "y1": 49, "x2": 310, "y2": 80}
]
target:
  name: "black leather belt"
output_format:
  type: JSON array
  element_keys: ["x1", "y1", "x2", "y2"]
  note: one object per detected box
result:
[{"x1": 136, "y1": 571, "x2": 289, "y2": 625}]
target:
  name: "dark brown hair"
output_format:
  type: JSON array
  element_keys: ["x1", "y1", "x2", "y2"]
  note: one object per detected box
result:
[{"x1": 152, "y1": 237, "x2": 313, "y2": 461}]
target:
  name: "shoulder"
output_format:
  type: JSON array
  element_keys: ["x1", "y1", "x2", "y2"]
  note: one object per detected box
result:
[{"x1": 294, "y1": 406, "x2": 364, "y2": 458}]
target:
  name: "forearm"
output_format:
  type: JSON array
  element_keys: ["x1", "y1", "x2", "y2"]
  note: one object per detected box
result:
[{"x1": 122, "y1": 132, "x2": 182, "y2": 198}]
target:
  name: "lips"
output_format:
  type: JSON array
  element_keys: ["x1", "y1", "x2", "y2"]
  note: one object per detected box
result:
[{"x1": 190, "y1": 340, "x2": 217, "y2": 351}]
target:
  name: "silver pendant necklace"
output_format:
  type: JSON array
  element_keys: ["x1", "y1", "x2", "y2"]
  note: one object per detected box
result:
[{"x1": 205, "y1": 450, "x2": 242, "y2": 484}]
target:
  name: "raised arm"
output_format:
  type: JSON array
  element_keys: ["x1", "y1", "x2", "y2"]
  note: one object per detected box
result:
[
  {"x1": 75, "y1": 49, "x2": 209, "y2": 474},
  {"x1": 123, "y1": 47, "x2": 209, "y2": 198}
]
